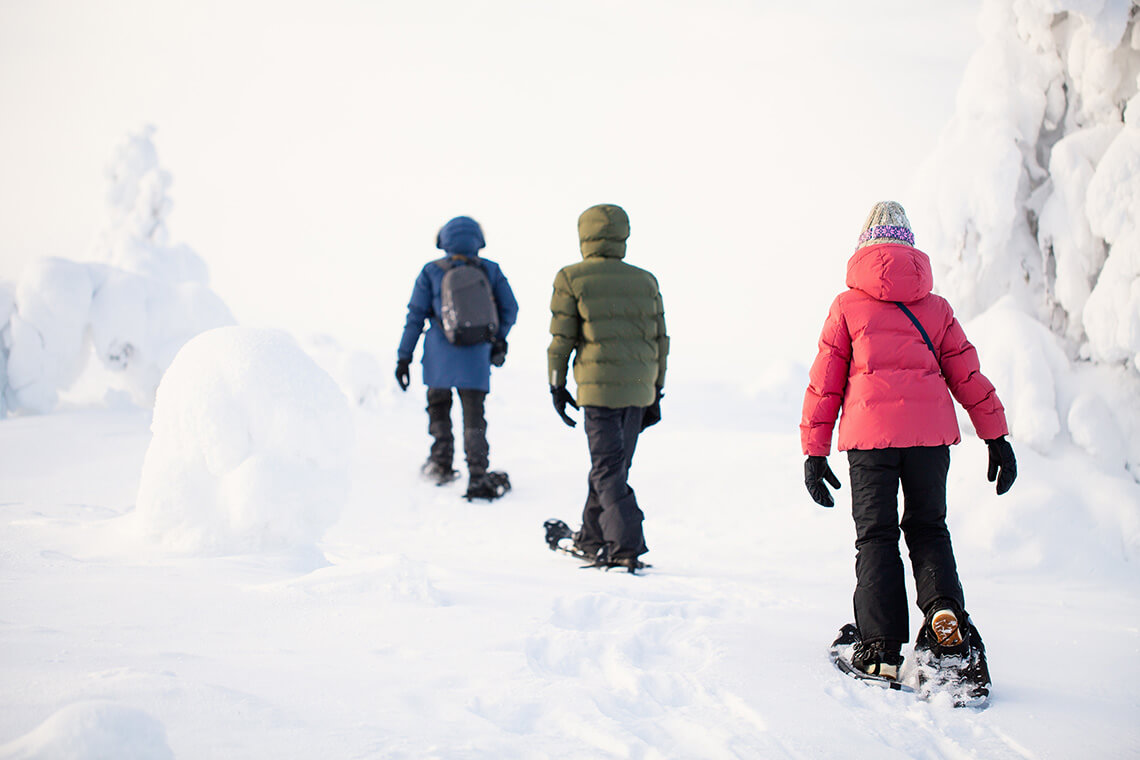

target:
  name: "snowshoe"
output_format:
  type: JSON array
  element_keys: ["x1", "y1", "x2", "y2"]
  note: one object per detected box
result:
[
  {"x1": 913, "y1": 608, "x2": 991, "y2": 707},
  {"x1": 543, "y1": 519, "x2": 600, "y2": 561},
  {"x1": 421, "y1": 459, "x2": 460, "y2": 486},
  {"x1": 580, "y1": 553, "x2": 651, "y2": 574},
  {"x1": 829, "y1": 624, "x2": 915, "y2": 694},
  {"x1": 464, "y1": 471, "x2": 511, "y2": 501}
]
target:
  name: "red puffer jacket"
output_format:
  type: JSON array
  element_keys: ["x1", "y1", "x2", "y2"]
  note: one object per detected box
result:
[{"x1": 800, "y1": 243, "x2": 1008, "y2": 456}]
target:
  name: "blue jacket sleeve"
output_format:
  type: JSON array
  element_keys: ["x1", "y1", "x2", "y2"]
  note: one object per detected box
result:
[
  {"x1": 397, "y1": 268, "x2": 433, "y2": 360},
  {"x1": 491, "y1": 265, "x2": 519, "y2": 340}
]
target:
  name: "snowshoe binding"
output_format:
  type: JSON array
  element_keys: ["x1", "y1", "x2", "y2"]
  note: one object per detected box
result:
[
  {"x1": 579, "y1": 547, "x2": 651, "y2": 574},
  {"x1": 543, "y1": 519, "x2": 650, "y2": 573},
  {"x1": 464, "y1": 471, "x2": 511, "y2": 501},
  {"x1": 543, "y1": 519, "x2": 599, "y2": 561},
  {"x1": 829, "y1": 624, "x2": 914, "y2": 693}
]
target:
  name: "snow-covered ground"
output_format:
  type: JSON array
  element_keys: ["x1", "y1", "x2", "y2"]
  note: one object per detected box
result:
[
  {"x1": 2, "y1": 363, "x2": 1137, "y2": 758},
  {"x1": 2, "y1": 0, "x2": 1139, "y2": 757}
]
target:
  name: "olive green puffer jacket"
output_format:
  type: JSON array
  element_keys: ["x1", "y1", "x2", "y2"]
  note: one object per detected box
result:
[{"x1": 547, "y1": 204, "x2": 669, "y2": 408}]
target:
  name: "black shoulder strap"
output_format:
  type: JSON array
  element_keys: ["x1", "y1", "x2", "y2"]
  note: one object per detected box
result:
[{"x1": 894, "y1": 301, "x2": 939, "y2": 362}]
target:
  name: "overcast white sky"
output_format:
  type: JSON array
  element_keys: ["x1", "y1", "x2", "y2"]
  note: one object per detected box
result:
[{"x1": 0, "y1": 0, "x2": 982, "y2": 376}]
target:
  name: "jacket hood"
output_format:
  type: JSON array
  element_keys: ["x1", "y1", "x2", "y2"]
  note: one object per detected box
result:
[
  {"x1": 437, "y1": 216, "x2": 486, "y2": 256},
  {"x1": 578, "y1": 204, "x2": 629, "y2": 259},
  {"x1": 846, "y1": 243, "x2": 934, "y2": 303}
]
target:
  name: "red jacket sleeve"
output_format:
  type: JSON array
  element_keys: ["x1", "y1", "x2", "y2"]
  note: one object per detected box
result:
[
  {"x1": 938, "y1": 313, "x2": 1008, "y2": 440},
  {"x1": 801, "y1": 295, "x2": 852, "y2": 456}
]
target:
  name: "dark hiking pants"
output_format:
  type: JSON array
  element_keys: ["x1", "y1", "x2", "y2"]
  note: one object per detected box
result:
[
  {"x1": 847, "y1": 446, "x2": 964, "y2": 646},
  {"x1": 426, "y1": 388, "x2": 488, "y2": 476},
  {"x1": 577, "y1": 406, "x2": 647, "y2": 560}
]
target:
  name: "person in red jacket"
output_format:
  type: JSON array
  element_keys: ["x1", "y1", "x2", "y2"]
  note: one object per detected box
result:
[{"x1": 801, "y1": 201, "x2": 1017, "y2": 692}]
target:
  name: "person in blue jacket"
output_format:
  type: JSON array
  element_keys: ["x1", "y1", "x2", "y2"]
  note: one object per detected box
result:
[{"x1": 396, "y1": 216, "x2": 519, "y2": 500}]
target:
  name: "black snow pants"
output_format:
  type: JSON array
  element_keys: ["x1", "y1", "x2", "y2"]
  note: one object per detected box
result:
[
  {"x1": 847, "y1": 446, "x2": 965, "y2": 646},
  {"x1": 426, "y1": 388, "x2": 488, "y2": 476},
  {"x1": 577, "y1": 406, "x2": 648, "y2": 560}
]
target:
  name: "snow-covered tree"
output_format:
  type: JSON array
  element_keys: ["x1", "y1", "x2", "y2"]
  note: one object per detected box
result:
[
  {"x1": 2, "y1": 127, "x2": 233, "y2": 414},
  {"x1": 914, "y1": 0, "x2": 1140, "y2": 476}
]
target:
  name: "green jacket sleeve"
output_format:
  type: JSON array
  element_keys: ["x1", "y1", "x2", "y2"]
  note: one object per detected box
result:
[
  {"x1": 655, "y1": 290, "x2": 669, "y2": 388},
  {"x1": 547, "y1": 268, "x2": 579, "y2": 388}
]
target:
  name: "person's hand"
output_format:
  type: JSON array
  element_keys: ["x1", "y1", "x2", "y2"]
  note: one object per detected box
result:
[
  {"x1": 395, "y1": 359, "x2": 411, "y2": 391},
  {"x1": 985, "y1": 435, "x2": 1017, "y2": 495},
  {"x1": 490, "y1": 338, "x2": 508, "y2": 367},
  {"x1": 804, "y1": 455, "x2": 841, "y2": 507},
  {"x1": 551, "y1": 385, "x2": 579, "y2": 427},
  {"x1": 641, "y1": 387, "x2": 663, "y2": 431}
]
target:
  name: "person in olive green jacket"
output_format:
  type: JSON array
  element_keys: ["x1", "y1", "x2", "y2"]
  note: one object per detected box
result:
[{"x1": 548, "y1": 203, "x2": 669, "y2": 570}]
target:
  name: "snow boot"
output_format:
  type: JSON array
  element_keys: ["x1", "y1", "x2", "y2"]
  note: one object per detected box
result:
[
  {"x1": 851, "y1": 639, "x2": 903, "y2": 680},
  {"x1": 464, "y1": 471, "x2": 511, "y2": 501},
  {"x1": 914, "y1": 602, "x2": 991, "y2": 705},
  {"x1": 421, "y1": 458, "x2": 460, "y2": 486}
]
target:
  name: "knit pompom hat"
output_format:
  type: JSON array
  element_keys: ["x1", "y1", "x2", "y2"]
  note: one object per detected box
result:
[{"x1": 857, "y1": 201, "x2": 914, "y2": 249}]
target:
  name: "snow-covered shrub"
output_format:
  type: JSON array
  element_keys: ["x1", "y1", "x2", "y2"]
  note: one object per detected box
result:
[
  {"x1": 1, "y1": 126, "x2": 233, "y2": 415},
  {"x1": 86, "y1": 264, "x2": 233, "y2": 406},
  {"x1": 914, "y1": 0, "x2": 1140, "y2": 474},
  {"x1": 95, "y1": 125, "x2": 210, "y2": 285},
  {"x1": 4, "y1": 258, "x2": 95, "y2": 413},
  {"x1": 135, "y1": 327, "x2": 353, "y2": 557}
]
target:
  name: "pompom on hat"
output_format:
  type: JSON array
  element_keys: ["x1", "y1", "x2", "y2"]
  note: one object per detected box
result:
[{"x1": 857, "y1": 201, "x2": 914, "y2": 249}]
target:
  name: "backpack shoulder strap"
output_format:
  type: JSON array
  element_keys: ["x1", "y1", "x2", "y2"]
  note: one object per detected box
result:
[
  {"x1": 894, "y1": 301, "x2": 939, "y2": 362},
  {"x1": 433, "y1": 257, "x2": 453, "y2": 271}
]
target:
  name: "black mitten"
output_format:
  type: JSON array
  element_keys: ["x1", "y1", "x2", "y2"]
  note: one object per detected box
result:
[
  {"x1": 804, "y1": 455, "x2": 841, "y2": 508},
  {"x1": 490, "y1": 338, "x2": 508, "y2": 367},
  {"x1": 551, "y1": 385, "x2": 579, "y2": 428},
  {"x1": 395, "y1": 358, "x2": 411, "y2": 391},
  {"x1": 641, "y1": 387, "x2": 663, "y2": 431},
  {"x1": 985, "y1": 436, "x2": 1017, "y2": 495}
]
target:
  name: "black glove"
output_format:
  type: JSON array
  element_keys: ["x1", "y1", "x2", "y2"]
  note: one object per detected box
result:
[
  {"x1": 641, "y1": 387, "x2": 663, "y2": 431},
  {"x1": 804, "y1": 455, "x2": 841, "y2": 508},
  {"x1": 395, "y1": 358, "x2": 411, "y2": 391},
  {"x1": 985, "y1": 435, "x2": 1017, "y2": 495},
  {"x1": 551, "y1": 385, "x2": 579, "y2": 428},
  {"x1": 490, "y1": 338, "x2": 508, "y2": 368}
]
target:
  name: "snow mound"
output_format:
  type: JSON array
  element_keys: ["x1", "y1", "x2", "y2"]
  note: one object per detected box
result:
[
  {"x1": 0, "y1": 701, "x2": 173, "y2": 760},
  {"x1": 134, "y1": 327, "x2": 353, "y2": 556}
]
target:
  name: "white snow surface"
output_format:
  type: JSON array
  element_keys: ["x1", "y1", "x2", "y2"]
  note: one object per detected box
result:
[
  {"x1": 1, "y1": 366, "x2": 1138, "y2": 758},
  {"x1": 1, "y1": 1, "x2": 1138, "y2": 757},
  {"x1": 0, "y1": 701, "x2": 173, "y2": 760}
]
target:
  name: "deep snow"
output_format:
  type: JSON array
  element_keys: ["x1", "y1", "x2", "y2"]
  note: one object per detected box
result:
[{"x1": 1, "y1": 363, "x2": 1137, "y2": 758}]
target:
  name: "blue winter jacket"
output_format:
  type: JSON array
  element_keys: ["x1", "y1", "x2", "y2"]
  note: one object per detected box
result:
[{"x1": 397, "y1": 255, "x2": 519, "y2": 391}]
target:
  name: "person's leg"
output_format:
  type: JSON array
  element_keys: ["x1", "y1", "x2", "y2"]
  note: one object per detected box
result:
[
  {"x1": 847, "y1": 448, "x2": 909, "y2": 647},
  {"x1": 457, "y1": 389, "x2": 489, "y2": 477},
  {"x1": 899, "y1": 446, "x2": 963, "y2": 616},
  {"x1": 584, "y1": 406, "x2": 647, "y2": 560},
  {"x1": 426, "y1": 387, "x2": 454, "y2": 467}
]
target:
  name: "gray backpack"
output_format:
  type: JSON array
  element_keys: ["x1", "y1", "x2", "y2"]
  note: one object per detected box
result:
[{"x1": 437, "y1": 258, "x2": 499, "y2": 346}]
